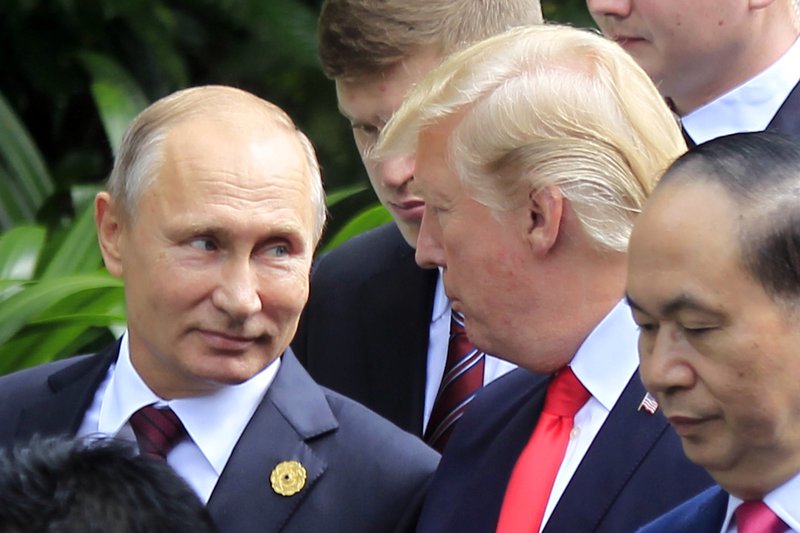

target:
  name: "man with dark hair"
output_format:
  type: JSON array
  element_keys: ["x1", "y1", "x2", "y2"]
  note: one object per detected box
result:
[
  {"x1": 627, "y1": 131, "x2": 800, "y2": 532},
  {"x1": 294, "y1": 0, "x2": 542, "y2": 449},
  {"x1": 0, "y1": 437, "x2": 216, "y2": 532}
]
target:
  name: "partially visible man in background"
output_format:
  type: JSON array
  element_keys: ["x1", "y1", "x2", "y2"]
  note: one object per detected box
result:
[
  {"x1": 377, "y1": 24, "x2": 712, "y2": 532},
  {"x1": 629, "y1": 131, "x2": 800, "y2": 532},
  {"x1": 294, "y1": 0, "x2": 542, "y2": 449},
  {"x1": 587, "y1": 0, "x2": 800, "y2": 144}
]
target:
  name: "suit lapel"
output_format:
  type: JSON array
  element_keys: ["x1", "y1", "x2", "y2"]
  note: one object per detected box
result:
[
  {"x1": 767, "y1": 78, "x2": 800, "y2": 137},
  {"x1": 545, "y1": 370, "x2": 669, "y2": 531},
  {"x1": 206, "y1": 351, "x2": 337, "y2": 533},
  {"x1": 16, "y1": 345, "x2": 117, "y2": 441},
  {"x1": 360, "y1": 240, "x2": 437, "y2": 435}
]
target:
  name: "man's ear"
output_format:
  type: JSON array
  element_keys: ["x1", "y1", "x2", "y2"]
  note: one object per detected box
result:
[
  {"x1": 526, "y1": 184, "x2": 564, "y2": 256},
  {"x1": 95, "y1": 191, "x2": 124, "y2": 277}
]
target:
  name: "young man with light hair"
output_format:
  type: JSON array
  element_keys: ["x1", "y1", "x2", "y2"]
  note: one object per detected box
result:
[
  {"x1": 376, "y1": 24, "x2": 713, "y2": 532},
  {"x1": 587, "y1": 0, "x2": 800, "y2": 144},
  {"x1": 293, "y1": 0, "x2": 542, "y2": 449}
]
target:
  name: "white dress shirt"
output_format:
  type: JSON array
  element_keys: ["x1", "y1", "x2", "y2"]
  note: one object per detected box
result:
[
  {"x1": 720, "y1": 472, "x2": 800, "y2": 532},
  {"x1": 77, "y1": 332, "x2": 280, "y2": 503},
  {"x1": 423, "y1": 271, "x2": 517, "y2": 432},
  {"x1": 683, "y1": 37, "x2": 800, "y2": 145},
  {"x1": 541, "y1": 299, "x2": 640, "y2": 531}
]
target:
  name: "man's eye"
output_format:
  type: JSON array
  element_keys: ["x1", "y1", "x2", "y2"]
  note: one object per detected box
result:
[
  {"x1": 266, "y1": 244, "x2": 289, "y2": 258},
  {"x1": 188, "y1": 238, "x2": 217, "y2": 251}
]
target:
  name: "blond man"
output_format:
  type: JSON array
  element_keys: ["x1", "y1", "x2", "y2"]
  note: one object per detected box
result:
[{"x1": 377, "y1": 25, "x2": 712, "y2": 532}]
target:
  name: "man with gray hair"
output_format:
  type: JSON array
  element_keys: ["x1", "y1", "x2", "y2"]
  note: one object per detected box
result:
[
  {"x1": 628, "y1": 131, "x2": 800, "y2": 532},
  {"x1": 377, "y1": 24, "x2": 712, "y2": 532},
  {"x1": 0, "y1": 85, "x2": 438, "y2": 533}
]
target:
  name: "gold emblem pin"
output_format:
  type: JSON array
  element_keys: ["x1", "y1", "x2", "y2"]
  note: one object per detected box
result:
[{"x1": 270, "y1": 460, "x2": 307, "y2": 496}]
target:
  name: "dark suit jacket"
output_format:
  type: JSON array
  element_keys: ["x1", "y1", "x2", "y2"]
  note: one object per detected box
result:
[
  {"x1": 0, "y1": 344, "x2": 440, "y2": 533},
  {"x1": 637, "y1": 485, "x2": 728, "y2": 533},
  {"x1": 292, "y1": 222, "x2": 438, "y2": 436},
  {"x1": 768, "y1": 78, "x2": 800, "y2": 138},
  {"x1": 416, "y1": 368, "x2": 714, "y2": 533}
]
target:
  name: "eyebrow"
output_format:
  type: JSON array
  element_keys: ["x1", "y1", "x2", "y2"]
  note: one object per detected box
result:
[{"x1": 625, "y1": 293, "x2": 718, "y2": 317}]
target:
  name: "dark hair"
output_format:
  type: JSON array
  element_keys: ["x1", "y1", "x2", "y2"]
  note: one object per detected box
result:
[
  {"x1": 0, "y1": 436, "x2": 216, "y2": 533},
  {"x1": 660, "y1": 131, "x2": 800, "y2": 303}
]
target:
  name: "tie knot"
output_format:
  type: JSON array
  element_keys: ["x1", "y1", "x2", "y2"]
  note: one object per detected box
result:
[
  {"x1": 735, "y1": 501, "x2": 788, "y2": 533},
  {"x1": 129, "y1": 405, "x2": 186, "y2": 461},
  {"x1": 543, "y1": 367, "x2": 590, "y2": 418}
]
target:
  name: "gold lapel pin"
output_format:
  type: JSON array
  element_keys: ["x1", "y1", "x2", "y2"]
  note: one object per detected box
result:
[{"x1": 270, "y1": 460, "x2": 307, "y2": 496}]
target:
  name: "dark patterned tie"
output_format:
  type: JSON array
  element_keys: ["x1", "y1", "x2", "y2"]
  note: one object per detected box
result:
[
  {"x1": 129, "y1": 405, "x2": 187, "y2": 461},
  {"x1": 425, "y1": 311, "x2": 485, "y2": 453}
]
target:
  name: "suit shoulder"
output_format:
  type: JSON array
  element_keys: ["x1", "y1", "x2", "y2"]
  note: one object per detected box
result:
[
  {"x1": 312, "y1": 223, "x2": 414, "y2": 280},
  {"x1": 322, "y1": 386, "x2": 439, "y2": 471},
  {"x1": 637, "y1": 486, "x2": 725, "y2": 533},
  {"x1": 0, "y1": 355, "x2": 93, "y2": 403}
]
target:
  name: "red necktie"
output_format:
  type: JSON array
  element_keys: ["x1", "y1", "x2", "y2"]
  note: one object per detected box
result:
[
  {"x1": 496, "y1": 367, "x2": 590, "y2": 533},
  {"x1": 129, "y1": 405, "x2": 187, "y2": 461},
  {"x1": 735, "y1": 501, "x2": 789, "y2": 533},
  {"x1": 425, "y1": 311, "x2": 485, "y2": 453}
]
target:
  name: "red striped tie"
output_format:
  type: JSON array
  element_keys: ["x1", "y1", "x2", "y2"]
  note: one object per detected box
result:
[
  {"x1": 425, "y1": 311, "x2": 485, "y2": 453},
  {"x1": 129, "y1": 405, "x2": 186, "y2": 461}
]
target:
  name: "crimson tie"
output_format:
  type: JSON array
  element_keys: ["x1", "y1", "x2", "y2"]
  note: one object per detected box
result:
[
  {"x1": 129, "y1": 405, "x2": 187, "y2": 461},
  {"x1": 735, "y1": 501, "x2": 789, "y2": 533},
  {"x1": 425, "y1": 311, "x2": 485, "y2": 453},
  {"x1": 496, "y1": 367, "x2": 591, "y2": 533}
]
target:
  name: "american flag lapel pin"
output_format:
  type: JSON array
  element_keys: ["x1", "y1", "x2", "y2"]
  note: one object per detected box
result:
[{"x1": 638, "y1": 392, "x2": 658, "y2": 415}]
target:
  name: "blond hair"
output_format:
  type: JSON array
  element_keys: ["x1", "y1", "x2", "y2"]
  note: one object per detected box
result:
[{"x1": 377, "y1": 25, "x2": 686, "y2": 252}]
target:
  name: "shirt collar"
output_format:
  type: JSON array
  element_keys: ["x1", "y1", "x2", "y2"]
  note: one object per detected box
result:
[
  {"x1": 99, "y1": 331, "x2": 280, "y2": 475},
  {"x1": 569, "y1": 299, "x2": 639, "y2": 411},
  {"x1": 431, "y1": 268, "x2": 449, "y2": 323},
  {"x1": 683, "y1": 36, "x2": 800, "y2": 145},
  {"x1": 721, "y1": 472, "x2": 800, "y2": 532}
]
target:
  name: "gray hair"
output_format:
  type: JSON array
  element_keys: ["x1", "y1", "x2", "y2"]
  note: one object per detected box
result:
[{"x1": 107, "y1": 85, "x2": 327, "y2": 244}]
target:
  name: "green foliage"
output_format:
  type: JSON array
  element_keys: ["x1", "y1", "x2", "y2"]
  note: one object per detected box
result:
[{"x1": 0, "y1": 0, "x2": 592, "y2": 375}]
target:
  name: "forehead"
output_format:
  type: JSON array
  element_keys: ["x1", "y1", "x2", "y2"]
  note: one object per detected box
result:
[
  {"x1": 415, "y1": 117, "x2": 463, "y2": 195},
  {"x1": 335, "y1": 50, "x2": 442, "y2": 121},
  {"x1": 145, "y1": 118, "x2": 314, "y2": 227},
  {"x1": 628, "y1": 180, "x2": 745, "y2": 296}
]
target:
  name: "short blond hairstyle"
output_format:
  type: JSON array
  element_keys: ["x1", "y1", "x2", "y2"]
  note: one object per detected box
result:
[
  {"x1": 318, "y1": 0, "x2": 543, "y2": 80},
  {"x1": 108, "y1": 85, "x2": 327, "y2": 243},
  {"x1": 377, "y1": 25, "x2": 686, "y2": 252}
]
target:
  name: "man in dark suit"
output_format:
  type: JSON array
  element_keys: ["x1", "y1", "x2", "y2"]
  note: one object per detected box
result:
[
  {"x1": 587, "y1": 0, "x2": 800, "y2": 143},
  {"x1": 292, "y1": 0, "x2": 543, "y2": 443},
  {"x1": 0, "y1": 85, "x2": 438, "y2": 533},
  {"x1": 628, "y1": 132, "x2": 800, "y2": 532},
  {"x1": 376, "y1": 24, "x2": 714, "y2": 532}
]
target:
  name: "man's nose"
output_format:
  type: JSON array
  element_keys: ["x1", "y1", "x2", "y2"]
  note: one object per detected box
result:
[{"x1": 212, "y1": 259, "x2": 262, "y2": 320}]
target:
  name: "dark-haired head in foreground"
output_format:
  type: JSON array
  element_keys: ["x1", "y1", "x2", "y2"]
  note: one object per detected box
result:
[
  {"x1": 0, "y1": 436, "x2": 216, "y2": 533},
  {"x1": 628, "y1": 131, "x2": 800, "y2": 501}
]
